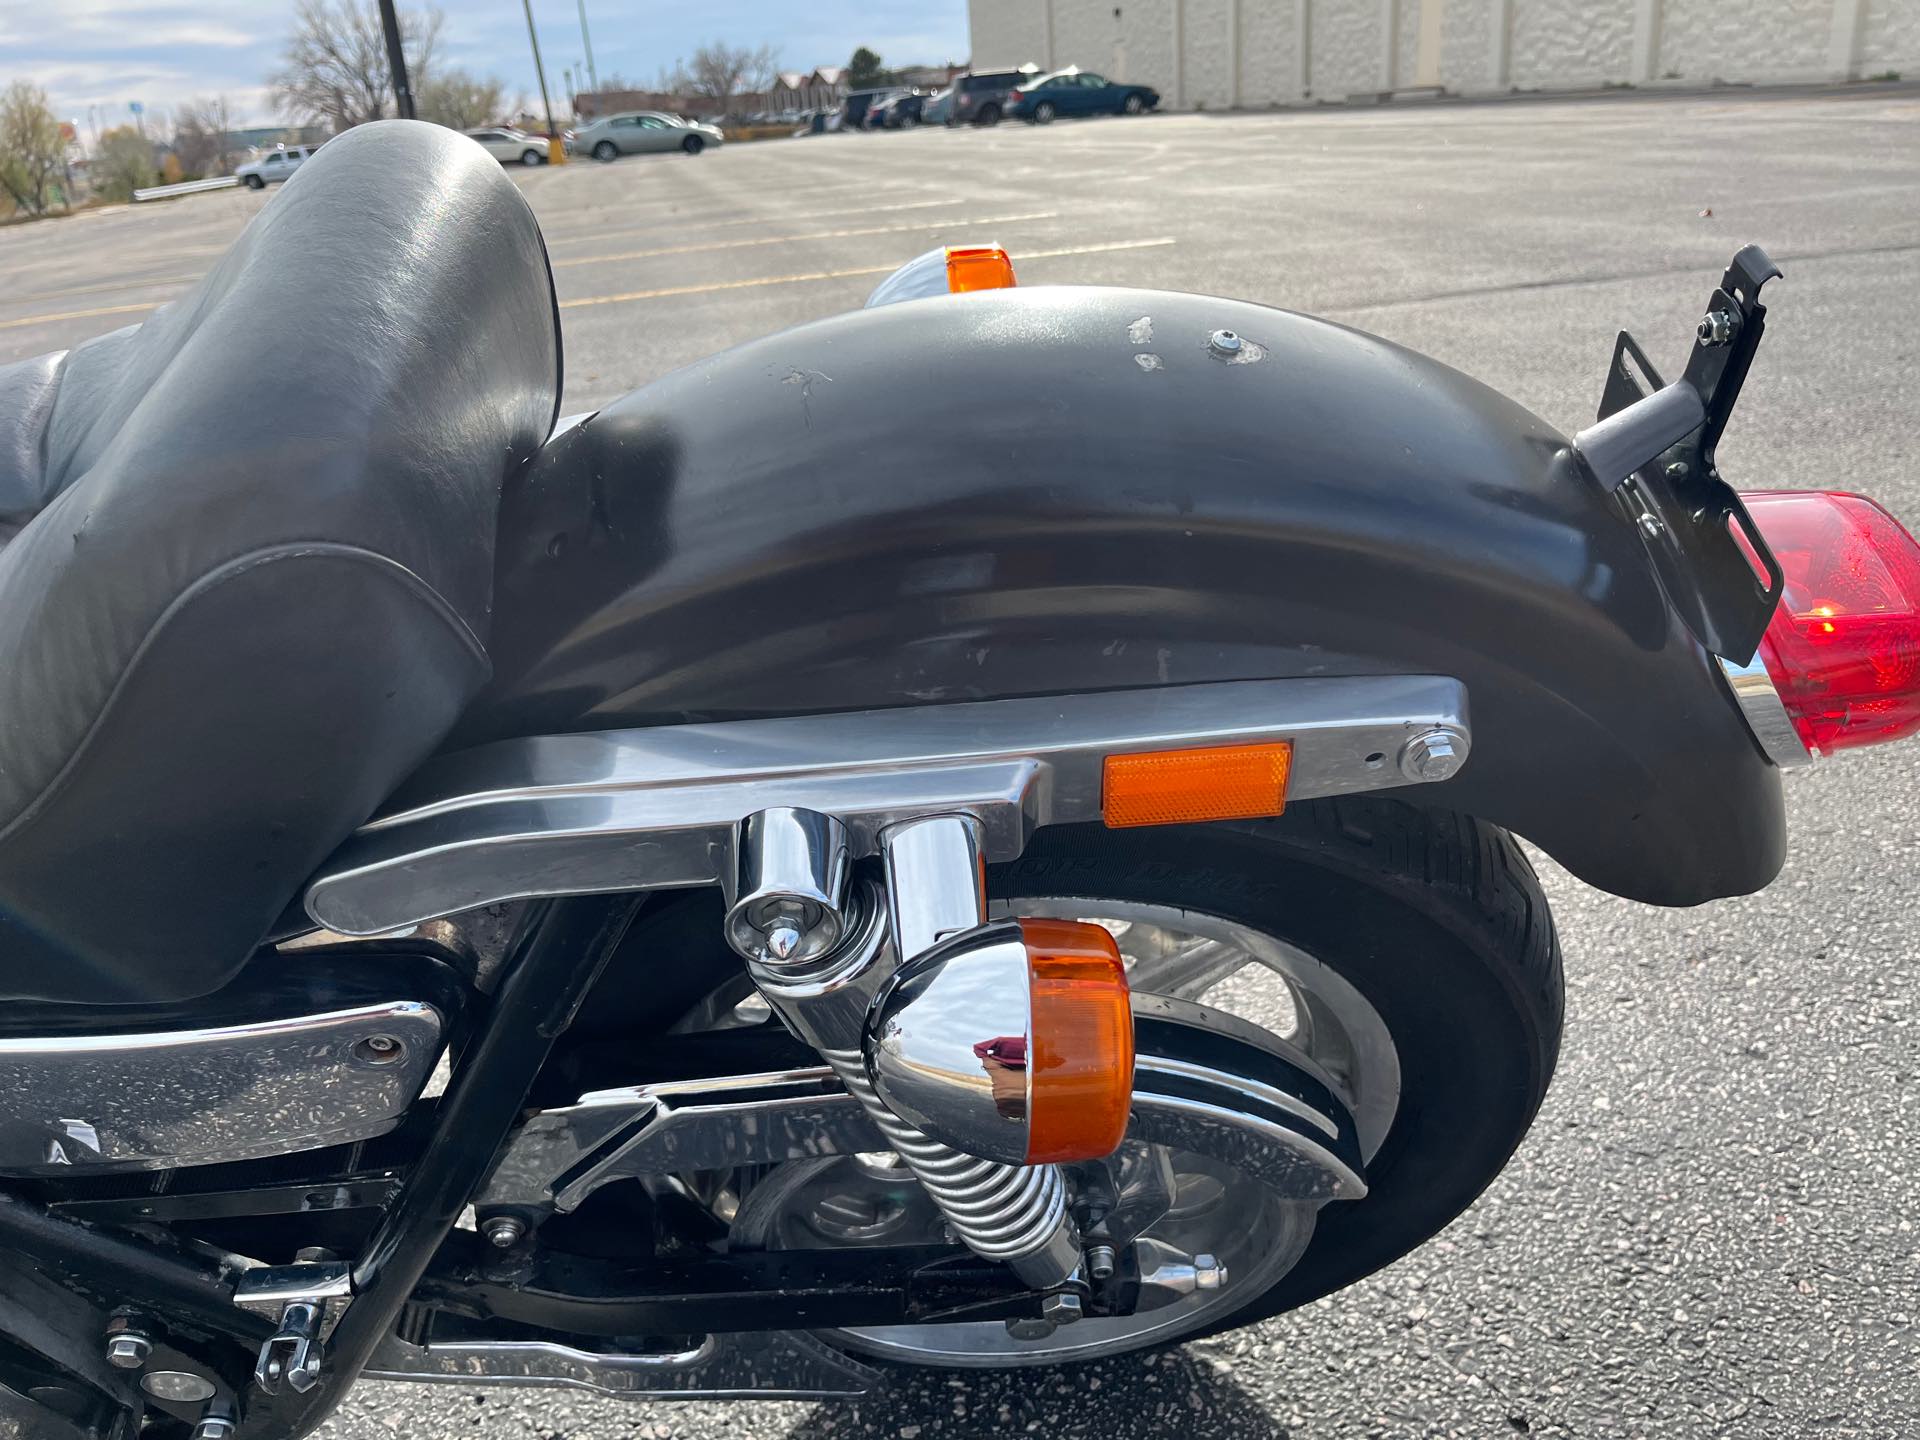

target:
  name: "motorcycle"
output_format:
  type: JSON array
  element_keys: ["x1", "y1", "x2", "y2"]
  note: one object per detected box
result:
[{"x1": 0, "y1": 121, "x2": 1912, "y2": 1440}]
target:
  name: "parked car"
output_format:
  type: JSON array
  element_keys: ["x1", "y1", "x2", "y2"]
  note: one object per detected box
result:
[
  {"x1": 839, "y1": 88, "x2": 906, "y2": 130},
  {"x1": 569, "y1": 111, "x2": 723, "y2": 160},
  {"x1": 923, "y1": 87, "x2": 956, "y2": 126},
  {"x1": 234, "y1": 144, "x2": 317, "y2": 189},
  {"x1": 871, "y1": 91, "x2": 930, "y2": 129},
  {"x1": 950, "y1": 66, "x2": 1040, "y2": 126},
  {"x1": 1006, "y1": 69, "x2": 1161, "y2": 123},
  {"x1": 464, "y1": 127, "x2": 550, "y2": 166}
]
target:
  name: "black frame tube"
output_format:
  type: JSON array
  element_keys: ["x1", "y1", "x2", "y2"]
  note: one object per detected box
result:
[{"x1": 248, "y1": 894, "x2": 642, "y2": 1438}]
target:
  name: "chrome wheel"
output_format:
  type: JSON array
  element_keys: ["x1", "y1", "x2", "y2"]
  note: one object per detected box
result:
[
  {"x1": 998, "y1": 899, "x2": 1401, "y2": 1161},
  {"x1": 722, "y1": 900, "x2": 1399, "y2": 1366}
]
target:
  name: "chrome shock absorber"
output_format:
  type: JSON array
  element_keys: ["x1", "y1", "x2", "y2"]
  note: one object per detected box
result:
[{"x1": 725, "y1": 809, "x2": 1084, "y2": 1291}]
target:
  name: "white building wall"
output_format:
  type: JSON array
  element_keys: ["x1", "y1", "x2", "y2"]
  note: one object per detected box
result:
[
  {"x1": 1051, "y1": 0, "x2": 1123, "y2": 78},
  {"x1": 1394, "y1": 0, "x2": 1423, "y2": 88},
  {"x1": 1509, "y1": 0, "x2": 1634, "y2": 87},
  {"x1": 1310, "y1": 0, "x2": 1386, "y2": 97},
  {"x1": 1186, "y1": 0, "x2": 1239, "y2": 106},
  {"x1": 1442, "y1": 0, "x2": 1496, "y2": 91},
  {"x1": 1240, "y1": 0, "x2": 1303, "y2": 103},
  {"x1": 968, "y1": 0, "x2": 1049, "y2": 70},
  {"x1": 1861, "y1": 0, "x2": 1920, "y2": 73},
  {"x1": 1660, "y1": 0, "x2": 1831, "y2": 81},
  {"x1": 968, "y1": 0, "x2": 1918, "y2": 108}
]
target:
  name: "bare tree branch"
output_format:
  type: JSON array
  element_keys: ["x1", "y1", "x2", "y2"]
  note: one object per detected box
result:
[
  {"x1": 275, "y1": 0, "x2": 443, "y2": 132},
  {"x1": 684, "y1": 41, "x2": 780, "y2": 102},
  {"x1": 417, "y1": 68, "x2": 507, "y2": 131},
  {"x1": 173, "y1": 94, "x2": 238, "y2": 176}
]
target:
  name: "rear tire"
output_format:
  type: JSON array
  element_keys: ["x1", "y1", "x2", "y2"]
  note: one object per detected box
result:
[
  {"x1": 605, "y1": 797, "x2": 1562, "y2": 1370},
  {"x1": 682, "y1": 134, "x2": 705, "y2": 155},
  {"x1": 592, "y1": 141, "x2": 617, "y2": 162},
  {"x1": 1032, "y1": 101, "x2": 1057, "y2": 125},
  {"x1": 976, "y1": 105, "x2": 1001, "y2": 127},
  {"x1": 992, "y1": 801, "x2": 1562, "y2": 1332}
]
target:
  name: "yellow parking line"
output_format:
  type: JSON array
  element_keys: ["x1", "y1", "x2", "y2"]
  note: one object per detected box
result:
[
  {"x1": 558, "y1": 238, "x2": 1177, "y2": 310},
  {"x1": 1, "y1": 238, "x2": 1177, "y2": 333},
  {"x1": 553, "y1": 211, "x2": 1061, "y2": 268},
  {"x1": 4, "y1": 274, "x2": 199, "y2": 306},
  {"x1": 0, "y1": 300, "x2": 159, "y2": 331},
  {"x1": 539, "y1": 196, "x2": 1003, "y2": 245}
]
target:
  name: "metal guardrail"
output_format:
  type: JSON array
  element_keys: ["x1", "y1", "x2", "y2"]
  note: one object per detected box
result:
[{"x1": 133, "y1": 176, "x2": 240, "y2": 203}]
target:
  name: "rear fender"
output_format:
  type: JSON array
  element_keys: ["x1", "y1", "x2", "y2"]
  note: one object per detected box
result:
[{"x1": 462, "y1": 287, "x2": 1784, "y2": 905}]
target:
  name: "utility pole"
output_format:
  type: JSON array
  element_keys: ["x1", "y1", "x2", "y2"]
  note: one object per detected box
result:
[
  {"x1": 377, "y1": 0, "x2": 416, "y2": 119},
  {"x1": 577, "y1": 0, "x2": 599, "y2": 92},
  {"x1": 522, "y1": 0, "x2": 565, "y2": 162}
]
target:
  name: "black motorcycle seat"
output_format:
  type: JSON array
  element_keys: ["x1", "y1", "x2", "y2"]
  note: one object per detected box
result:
[{"x1": 0, "y1": 122, "x2": 560, "y2": 1003}]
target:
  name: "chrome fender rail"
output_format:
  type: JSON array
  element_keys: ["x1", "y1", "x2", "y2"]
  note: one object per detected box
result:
[{"x1": 305, "y1": 676, "x2": 1468, "y2": 936}]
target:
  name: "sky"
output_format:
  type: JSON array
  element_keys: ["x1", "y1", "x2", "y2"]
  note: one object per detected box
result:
[{"x1": 0, "y1": 0, "x2": 972, "y2": 136}]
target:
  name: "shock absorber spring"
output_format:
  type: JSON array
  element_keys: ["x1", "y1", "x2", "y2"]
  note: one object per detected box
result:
[
  {"x1": 818, "y1": 1045, "x2": 1076, "y2": 1272},
  {"x1": 726, "y1": 809, "x2": 1084, "y2": 1290}
]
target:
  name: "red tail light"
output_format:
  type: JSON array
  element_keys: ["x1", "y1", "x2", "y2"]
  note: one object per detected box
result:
[
  {"x1": 1007, "y1": 89, "x2": 1023, "y2": 102},
  {"x1": 1740, "y1": 490, "x2": 1920, "y2": 755}
]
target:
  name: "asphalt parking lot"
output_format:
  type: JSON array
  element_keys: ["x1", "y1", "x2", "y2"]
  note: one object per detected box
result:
[{"x1": 5, "y1": 89, "x2": 1918, "y2": 1439}]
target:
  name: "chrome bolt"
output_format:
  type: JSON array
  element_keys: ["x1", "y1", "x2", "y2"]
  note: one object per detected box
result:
[
  {"x1": 764, "y1": 922, "x2": 804, "y2": 962},
  {"x1": 1193, "y1": 1254, "x2": 1228, "y2": 1290},
  {"x1": 1207, "y1": 328, "x2": 1243, "y2": 356},
  {"x1": 1040, "y1": 1291, "x2": 1084, "y2": 1325},
  {"x1": 1399, "y1": 728, "x2": 1468, "y2": 783},
  {"x1": 194, "y1": 1418, "x2": 237, "y2": 1440},
  {"x1": 1696, "y1": 309, "x2": 1738, "y2": 346},
  {"x1": 481, "y1": 1214, "x2": 526, "y2": 1249},
  {"x1": 105, "y1": 1332, "x2": 152, "y2": 1370},
  {"x1": 1638, "y1": 511, "x2": 1666, "y2": 539},
  {"x1": 349, "y1": 1034, "x2": 405, "y2": 1066},
  {"x1": 1085, "y1": 1243, "x2": 1117, "y2": 1281}
]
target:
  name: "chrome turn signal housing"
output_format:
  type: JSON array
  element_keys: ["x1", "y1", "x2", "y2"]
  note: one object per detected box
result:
[{"x1": 864, "y1": 917, "x2": 1134, "y2": 1166}]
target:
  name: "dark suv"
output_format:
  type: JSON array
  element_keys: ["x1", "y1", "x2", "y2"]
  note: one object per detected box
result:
[{"x1": 951, "y1": 67, "x2": 1038, "y2": 127}]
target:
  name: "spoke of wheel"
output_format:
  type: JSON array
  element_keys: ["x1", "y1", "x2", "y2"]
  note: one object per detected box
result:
[{"x1": 1124, "y1": 935, "x2": 1252, "y2": 998}]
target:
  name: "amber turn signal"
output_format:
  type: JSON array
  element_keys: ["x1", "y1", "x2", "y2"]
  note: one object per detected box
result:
[
  {"x1": 945, "y1": 244, "x2": 1018, "y2": 294},
  {"x1": 1019, "y1": 918, "x2": 1134, "y2": 1164},
  {"x1": 1101, "y1": 741, "x2": 1293, "y2": 829}
]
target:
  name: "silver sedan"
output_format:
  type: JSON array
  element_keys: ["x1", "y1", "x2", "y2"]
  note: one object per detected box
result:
[{"x1": 570, "y1": 111, "x2": 724, "y2": 161}]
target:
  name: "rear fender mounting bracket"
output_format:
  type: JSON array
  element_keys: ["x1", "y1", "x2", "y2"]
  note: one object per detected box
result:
[{"x1": 1571, "y1": 244, "x2": 1785, "y2": 663}]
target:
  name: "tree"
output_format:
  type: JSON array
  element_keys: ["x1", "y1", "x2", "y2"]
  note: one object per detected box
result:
[
  {"x1": 847, "y1": 46, "x2": 887, "y2": 90},
  {"x1": 685, "y1": 41, "x2": 779, "y2": 101},
  {"x1": 92, "y1": 126, "x2": 156, "y2": 202},
  {"x1": 275, "y1": 0, "x2": 442, "y2": 133},
  {"x1": 417, "y1": 68, "x2": 507, "y2": 130},
  {"x1": 173, "y1": 94, "x2": 239, "y2": 177},
  {"x1": 0, "y1": 82, "x2": 67, "y2": 216}
]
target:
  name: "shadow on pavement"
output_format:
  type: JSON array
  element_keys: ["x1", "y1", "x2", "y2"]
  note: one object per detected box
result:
[{"x1": 784, "y1": 1348, "x2": 1291, "y2": 1440}]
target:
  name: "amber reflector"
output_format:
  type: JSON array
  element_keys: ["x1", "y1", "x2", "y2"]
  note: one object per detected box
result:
[
  {"x1": 1019, "y1": 918, "x2": 1134, "y2": 1164},
  {"x1": 946, "y1": 245, "x2": 1017, "y2": 294},
  {"x1": 1101, "y1": 741, "x2": 1293, "y2": 829}
]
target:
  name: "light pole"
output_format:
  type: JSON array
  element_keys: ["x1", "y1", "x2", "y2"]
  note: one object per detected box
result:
[
  {"x1": 576, "y1": 0, "x2": 599, "y2": 92},
  {"x1": 377, "y1": 0, "x2": 416, "y2": 119},
  {"x1": 521, "y1": 0, "x2": 566, "y2": 163}
]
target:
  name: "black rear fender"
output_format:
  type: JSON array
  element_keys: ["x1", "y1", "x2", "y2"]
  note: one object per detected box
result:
[{"x1": 461, "y1": 286, "x2": 1783, "y2": 906}]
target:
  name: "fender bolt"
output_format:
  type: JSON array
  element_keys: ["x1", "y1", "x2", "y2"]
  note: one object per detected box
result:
[
  {"x1": 1401, "y1": 728, "x2": 1468, "y2": 783},
  {"x1": 482, "y1": 1215, "x2": 526, "y2": 1249}
]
